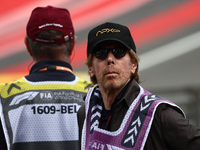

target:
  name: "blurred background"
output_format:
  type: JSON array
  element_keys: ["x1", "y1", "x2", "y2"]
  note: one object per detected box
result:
[{"x1": 0, "y1": 0, "x2": 200, "y2": 126}]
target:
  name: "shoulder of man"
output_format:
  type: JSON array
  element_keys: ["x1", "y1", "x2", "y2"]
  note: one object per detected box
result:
[
  {"x1": 0, "y1": 78, "x2": 25, "y2": 98},
  {"x1": 76, "y1": 78, "x2": 93, "y2": 92}
]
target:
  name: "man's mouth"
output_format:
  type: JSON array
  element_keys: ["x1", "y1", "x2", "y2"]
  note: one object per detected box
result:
[{"x1": 105, "y1": 71, "x2": 118, "y2": 76}]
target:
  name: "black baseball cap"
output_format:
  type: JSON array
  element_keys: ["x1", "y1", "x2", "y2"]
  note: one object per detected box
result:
[{"x1": 87, "y1": 22, "x2": 136, "y2": 57}]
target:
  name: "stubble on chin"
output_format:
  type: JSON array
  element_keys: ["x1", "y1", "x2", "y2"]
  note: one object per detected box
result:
[{"x1": 101, "y1": 75, "x2": 121, "y2": 90}]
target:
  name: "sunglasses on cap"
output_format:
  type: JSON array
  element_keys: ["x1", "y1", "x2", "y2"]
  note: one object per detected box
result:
[{"x1": 94, "y1": 48, "x2": 128, "y2": 59}]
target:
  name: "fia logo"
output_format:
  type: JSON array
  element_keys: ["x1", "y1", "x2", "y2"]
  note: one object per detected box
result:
[
  {"x1": 40, "y1": 91, "x2": 53, "y2": 100},
  {"x1": 90, "y1": 141, "x2": 105, "y2": 150}
]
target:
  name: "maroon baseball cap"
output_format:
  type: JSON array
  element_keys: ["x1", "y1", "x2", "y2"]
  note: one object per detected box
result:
[{"x1": 26, "y1": 5, "x2": 74, "y2": 43}]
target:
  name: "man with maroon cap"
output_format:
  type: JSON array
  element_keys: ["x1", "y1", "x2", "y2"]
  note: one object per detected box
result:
[{"x1": 0, "y1": 6, "x2": 91, "y2": 150}]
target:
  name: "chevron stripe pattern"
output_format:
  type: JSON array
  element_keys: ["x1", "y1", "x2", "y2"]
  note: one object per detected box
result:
[
  {"x1": 89, "y1": 87, "x2": 103, "y2": 133},
  {"x1": 122, "y1": 94, "x2": 163, "y2": 148}
]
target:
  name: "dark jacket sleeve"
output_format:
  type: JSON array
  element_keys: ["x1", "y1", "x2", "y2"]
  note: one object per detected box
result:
[
  {"x1": 160, "y1": 104, "x2": 200, "y2": 150},
  {"x1": 0, "y1": 119, "x2": 7, "y2": 150},
  {"x1": 77, "y1": 104, "x2": 86, "y2": 150}
]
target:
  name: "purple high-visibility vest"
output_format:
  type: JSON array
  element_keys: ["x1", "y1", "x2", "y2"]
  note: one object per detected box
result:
[{"x1": 81, "y1": 86, "x2": 185, "y2": 150}]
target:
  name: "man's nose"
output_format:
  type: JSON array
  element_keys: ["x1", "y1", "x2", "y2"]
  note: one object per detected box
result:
[{"x1": 107, "y1": 51, "x2": 115, "y2": 65}]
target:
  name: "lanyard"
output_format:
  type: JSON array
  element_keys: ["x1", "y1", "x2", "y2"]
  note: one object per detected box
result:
[
  {"x1": 38, "y1": 65, "x2": 73, "y2": 73},
  {"x1": 99, "y1": 115, "x2": 112, "y2": 130}
]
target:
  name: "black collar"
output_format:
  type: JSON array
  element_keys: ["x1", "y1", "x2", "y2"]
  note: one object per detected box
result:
[
  {"x1": 30, "y1": 60, "x2": 73, "y2": 74},
  {"x1": 110, "y1": 79, "x2": 132, "y2": 110}
]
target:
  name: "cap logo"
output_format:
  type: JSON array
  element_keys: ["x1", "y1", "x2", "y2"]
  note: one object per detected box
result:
[
  {"x1": 35, "y1": 38, "x2": 55, "y2": 43},
  {"x1": 39, "y1": 23, "x2": 63, "y2": 29},
  {"x1": 96, "y1": 28, "x2": 120, "y2": 36}
]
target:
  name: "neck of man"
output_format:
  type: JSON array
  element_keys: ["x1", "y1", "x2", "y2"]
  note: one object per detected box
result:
[
  {"x1": 99, "y1": 86, "x2": 124, "y2": 110},
  {"x1": 34, "y1": 55, "x2": 70, "y2": 63},
  {"x1": 99, "y1": 78, "x2": 131, "y2": 110}
]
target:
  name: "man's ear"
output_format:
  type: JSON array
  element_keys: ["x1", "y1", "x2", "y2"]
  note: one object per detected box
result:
[
  {"x1": 131, "y1": 63, "x2": 137, "y2": 75},
  {"x1": 24, "y1": 36, "x2": 32, "y2": 56},
  {"x1": 88, "y1": 66, "x2": 95, "y2": 78},
  {"x1": 69, "y1": 36, "x2": 76, "y2": 56}
]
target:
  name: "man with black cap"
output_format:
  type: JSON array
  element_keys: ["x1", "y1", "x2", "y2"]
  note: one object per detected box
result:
[
  {"x1": 0, "y1": 6, "x2": 91, "y2": 150},
  {"x1": 77, "y1": 22, "x2": 200, "y2": 150}
]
